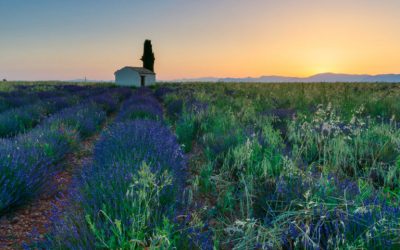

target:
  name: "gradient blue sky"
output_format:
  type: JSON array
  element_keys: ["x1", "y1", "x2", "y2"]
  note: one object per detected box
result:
[{"x1": 1, "y1": 0, "x2": 400, "y2": 81}]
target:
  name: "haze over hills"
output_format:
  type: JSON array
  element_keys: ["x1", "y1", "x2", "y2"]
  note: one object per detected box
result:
[{"x1": 172, "y1": 73, "x2": 400, "y2": 83}]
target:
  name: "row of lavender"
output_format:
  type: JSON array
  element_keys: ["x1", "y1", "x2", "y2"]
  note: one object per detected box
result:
[
  {"x1": 0, "y1": 88, "x2": 131, "y2": 215},
  {"x1": 0, "y1": 85, "x2": 104, "y2": 113},
  {"x1": 42, "y1": 88, "x2": 188, "y2": 249},
  {"x1": 0, "y1": 86, "x2": 112, "y2": 137}
]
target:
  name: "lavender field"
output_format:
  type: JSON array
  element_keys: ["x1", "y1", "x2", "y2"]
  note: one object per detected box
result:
[{"x1": 0, "y1": 82, "x2": 399, "y2": 249}]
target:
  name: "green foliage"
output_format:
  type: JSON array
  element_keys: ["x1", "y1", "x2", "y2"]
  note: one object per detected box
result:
[
  {"x1": 288, "y1": 103, "x2": 400, "y2": 181},
  {"x1": 201, "y1": 110, "x2": 246, "y2": 160},
  {"x1": 127, "y1": 110, "x2": 160, "y2": 121},
  {"x1": 217, "y1": 184, "x2": 235, "y2": 213},
  {"x1": 176, "y1": 112, "x2": 198, "y2": 152},
  {"x1": 199, "y1": 162, "x2": 214, "y2": 194},
  {"x1": 85, "y1": 162, "x2": 177, "y2": 249},
  {"x1": 0, "y1": 104, "x2": 45, "y2": 137},
  {"x1": 397, "y1": 156, "x2": 400, "y2": 169},
  {"x1": 141, "y1": 40, "x2": 155, "y2": 72},
  {"x1": 161, "y1": 82, "x2": 400, "y2": 249},
  {"x1": 222, "y1": 137, "x2": 283, "y2": 180}
]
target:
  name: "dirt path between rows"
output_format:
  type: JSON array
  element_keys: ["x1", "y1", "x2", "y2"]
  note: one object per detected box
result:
[{"x1": 0, "y1": 117, "x2": 114, "y2": 250}]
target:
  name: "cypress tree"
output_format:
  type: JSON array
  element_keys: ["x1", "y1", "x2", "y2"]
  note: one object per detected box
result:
[{"x1": 141, "y1": 40, "x2": 155, "y2": 72}]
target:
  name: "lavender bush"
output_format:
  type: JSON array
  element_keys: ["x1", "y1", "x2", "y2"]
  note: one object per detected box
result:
[
  {"x1": 44, "y1": 90, "x2": 189, "y2": 249},
  {"x1": 0, "y1": 104, "x2": 46, "y2": 137},
  {"x1": 43, "y1": 103, "x2": 106, "y2": 138},
  {"x1": 0, "y1": 126, "x2": 78, "y2": 215},
  {"x1": 117, "y1": 93, "x2": 163, "y2": 122},
  {"x1": 0, "y1": 98, "x2": 112, "y2": 215},
  {"x1": 0, "y1": 89, "x2": 112, "y2": 138}
]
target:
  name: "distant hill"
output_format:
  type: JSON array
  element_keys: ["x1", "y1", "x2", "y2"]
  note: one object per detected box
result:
[{"x1": 172, "y1": 73, "x2": 400, "y2": 83}]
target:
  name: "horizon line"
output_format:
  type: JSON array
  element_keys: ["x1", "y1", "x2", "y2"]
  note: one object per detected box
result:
[{"x1": 3, "y1": 72, "x2": 400, "y2": 82}]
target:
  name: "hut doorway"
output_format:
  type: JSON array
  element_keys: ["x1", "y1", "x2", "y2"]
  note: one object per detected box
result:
[{"x1": 140, "y1": 76, "x2": 145, "y2": 87}]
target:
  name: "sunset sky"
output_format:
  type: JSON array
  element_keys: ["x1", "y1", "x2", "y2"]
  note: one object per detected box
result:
[{"x1": 1, "y1": 0, "x2": 400, "y2": 81}]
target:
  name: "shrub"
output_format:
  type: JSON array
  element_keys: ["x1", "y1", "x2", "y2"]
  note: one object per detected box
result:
[
  {"x1": 90, "y1": 93, "x2": 119, "y2": 114},
  {"x1": 85, "y1": 162, "x2": 175, "y2": 249},
  {"x1": 229, "y1": 171, "x2": 400, "y2": 249},
  {"x1": 154, "y1": 86, "x2": 174, "y2": 101},
  {"x1": 0, "y1": 99, "x2": 109, "y2": 215},
  {"x1": 0, "y1": 126, "x2": 78, "y2": 214},
  {"x1": 0, "y1": 104, "x2": 45, "y2": 137},
  {"x1": 117, "y1": 94, "x2": 163, "y2": 122},
  {"x1": 166, "y1": 99, "x2": 183, "y2": 121},
  {"x1": 43, "y1": 103, "x2": 106, "y2": 138},
  {"x1": 0, "y1": 90, "x2": 109, "y2": 138},
  {"x1": 119, "y1": 104, "x2": 162, "y2": 121},
  {"x1": 288, "y1": 104, "x2": 400, "y2": 180},
  {"x1": 45, "y1": 119, "x2": 187, "y2": 249},
  {"x1": 176, "y1": 112, "x2": 198, "y2": 152}
]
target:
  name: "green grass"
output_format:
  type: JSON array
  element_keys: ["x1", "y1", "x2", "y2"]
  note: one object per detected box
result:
[{"x1": 159, "y1": 82, "x2": 400, "y2": 249}]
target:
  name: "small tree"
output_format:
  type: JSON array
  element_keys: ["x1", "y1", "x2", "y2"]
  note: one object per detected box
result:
[
  {"x1": 141, "y1": 40, "x2": 155, "y2": 72},
  {"x1": 2, "y1": 79, "x2": 6, "y2": 82}
]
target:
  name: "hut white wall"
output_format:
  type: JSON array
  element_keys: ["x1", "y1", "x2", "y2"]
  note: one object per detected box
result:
[
  {"x1": 145, "y1": 75, "x2": 156, "y2": 86},
  {"x1": 115, "y1": 69, "x2": 141, "y2": 87}
]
